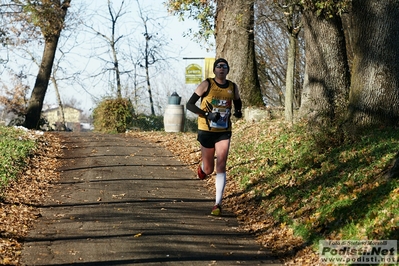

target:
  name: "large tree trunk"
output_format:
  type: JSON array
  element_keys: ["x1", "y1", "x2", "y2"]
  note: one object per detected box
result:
[
  {"x1": 23, "y1": 0, "x2": 71, "y2": 129},
  {"x1": 348, "y1": 0, "x2": 399, "y2": 127},
  {"x1": 299, "y1": 10, "x2": 350, "y2": 125},
  {"x1": 24, "y1": 36, "x2": 61, "y2": 129},
  {"x1": 215, "y1": 0, "x2": 263, "y2": 107}
]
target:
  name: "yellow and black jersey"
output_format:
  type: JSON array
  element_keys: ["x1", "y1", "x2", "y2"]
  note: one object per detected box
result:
[{"x1": 198, "y1": 78, "x2": 236, "y2": 132}]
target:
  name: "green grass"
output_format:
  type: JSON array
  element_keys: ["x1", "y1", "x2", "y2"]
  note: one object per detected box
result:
[
  {"x1": 229, "y1": 120, "x2": 399, "y2": 249},
  {"x1": 0, "y1": 126, "x2": 38, "y2": 191}
]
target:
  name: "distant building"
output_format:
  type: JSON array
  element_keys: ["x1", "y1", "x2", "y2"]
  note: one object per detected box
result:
[{"x1": 42, "y1": 105, "x2": 83, "y2": 131}]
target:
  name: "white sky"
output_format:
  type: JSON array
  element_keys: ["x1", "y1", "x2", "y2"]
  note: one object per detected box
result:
[{"x1": 2, "y1": 0, "x2": 215, "y2": 116}]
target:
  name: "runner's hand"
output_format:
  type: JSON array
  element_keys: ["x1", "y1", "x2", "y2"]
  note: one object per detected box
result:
[
  {"x1": 207, "y1": 112, "x2": 221, "y2": 122},
  {"x1": 233, "y1": 110, "x2": 242, "y2": 118}
]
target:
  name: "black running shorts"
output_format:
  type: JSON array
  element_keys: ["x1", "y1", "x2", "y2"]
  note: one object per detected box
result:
[{"x1": 197, "y1": 130, "x2": 232, "y2": 149}]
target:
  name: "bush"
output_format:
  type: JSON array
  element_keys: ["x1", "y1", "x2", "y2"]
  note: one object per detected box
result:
[
  {"x1": 93, "y1": 98, "x2": 134, "y2": 133},
  {"x1": 127, "y1": 115, "x2": 197, "y2": 132},
  {"x1": 0, "y1": 126, "x2": 36, "y2": 190},
  {"x1": 184, "y1": 117, "x2": 197, "y2": 132},
  {"x1": 131, "y1": 115, "x2": 164, "y2": 131}
]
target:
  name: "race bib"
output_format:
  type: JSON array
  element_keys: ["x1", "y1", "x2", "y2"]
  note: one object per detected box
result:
[{"x1": 209, "y1": 108, "x2": 230, "y2": 129}]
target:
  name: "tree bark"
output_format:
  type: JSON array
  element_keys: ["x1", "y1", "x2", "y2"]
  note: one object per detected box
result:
[
  {"x1": 285, "y1": 33, "x2": 296, "y2": 123},
  {"x1": 144, "y1": 25, "x2": 155, "y2": 116},
  {"x1": 215, "y1": 0, "x2": 263, "y2": 107},
  {"x1": 108, "y1": 0, "x2": 123, "y2": 98},
  {"x1": 24, "y1": 36, "x2": 61, "y2": 129},
  {"x1": 23, "y1": 0, "x2": 71, "y2": 129},
  {"x1": 284, "y1": 3, "x2": 301, "y2": 123},
  {"x1": 51, "y1": 76, "x2": 67, "y2": 131},
  {"x1": 299, "y1": 10, "x2": 350, "y2": 125},
  {"x1": 348, "y1": 0, "x2": 399, "y2": 127}
]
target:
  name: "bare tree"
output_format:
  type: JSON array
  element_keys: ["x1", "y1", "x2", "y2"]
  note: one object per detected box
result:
[
  {"x1": 85, "y1": 0, "x2": 129, "y2": 99},
  {"x1": 256, "y1": 0, "x2": 304, "y2": 121},
  {"x1": 0, "y1": 71, "x2": 30, "y2": 125},
  {"x1": 50, "y1": 48, "x2": 68, "y2": 130},
  {"x1": 279, "y1": 1, "x2": 302, "y2": 123},
  {"x1": 137, "y1": 0, "x2": 155, "y2": 116},
  {"x1": 134, "y1": 0, "x2": 175, "y2": 116},
  {"x1": 0, "y1": 1, "x2": 42, "y2": 74}
]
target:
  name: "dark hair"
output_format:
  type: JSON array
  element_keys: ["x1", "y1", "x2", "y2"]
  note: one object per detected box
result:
[{"x1": 213, "y1": 58, "x2": 229, "y2": 71}]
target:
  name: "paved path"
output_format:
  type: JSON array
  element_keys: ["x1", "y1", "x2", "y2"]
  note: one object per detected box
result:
[{"x1": 21, "y1": 132, "x2": 281, "y2": 265}]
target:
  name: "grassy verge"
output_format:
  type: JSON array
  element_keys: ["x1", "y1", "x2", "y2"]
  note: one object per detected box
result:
[
  {"x1": 229, "y1": 119, "x2": 399, "y2": 251},
  {"x1": 0, "y1": 126, "x2": 39, "y2": 192}
]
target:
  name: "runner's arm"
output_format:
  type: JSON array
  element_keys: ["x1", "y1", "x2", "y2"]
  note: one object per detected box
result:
[
  {"x1": 233, "y1": 83, "x2": 243, "y2": 118},
  {"x1": 186, "y1": 93, "x2": 206, "y2": 116},
  {"x1": 186, "y1": 80, "x2": 210, "y2": 116}
]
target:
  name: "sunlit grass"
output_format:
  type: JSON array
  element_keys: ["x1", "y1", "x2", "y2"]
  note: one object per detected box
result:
[
  {"x1": 229, "y1": 119, "x2": 399, "y2": 246},
  {"x1": 0, "y1": 126, "x2": 37, "y2": 191}
]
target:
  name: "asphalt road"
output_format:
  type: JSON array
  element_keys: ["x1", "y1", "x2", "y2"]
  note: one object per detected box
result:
[{"x1": 20, "y1": 132, "x2": 282, "y2": 266}]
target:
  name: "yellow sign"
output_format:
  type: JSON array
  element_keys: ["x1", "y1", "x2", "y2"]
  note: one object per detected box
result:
[
  {"x1": 185, "y1": 64, "x2": 203, "y2": 84},
  {"x1": 205, "y1": 58, "x2": 215, "y2": 79}
]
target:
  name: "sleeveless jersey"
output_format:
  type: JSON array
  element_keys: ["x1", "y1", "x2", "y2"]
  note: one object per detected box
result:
[{"x1": 198, "y1": 78, "x2": 235, "y2": 132}]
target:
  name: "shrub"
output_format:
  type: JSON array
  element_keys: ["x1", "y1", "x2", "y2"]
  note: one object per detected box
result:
[
  {"x1": 184, "y1": 117, "x2": 197, "y2": 132},
  {"x1": 93, "y1": 98, "x2": 134, "y2": 133},
  {"x1": 131, "y1": 115, "x2": 164, "y2": 131}
]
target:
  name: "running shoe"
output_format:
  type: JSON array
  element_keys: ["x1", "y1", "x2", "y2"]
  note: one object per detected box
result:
[
  {"x1": 197, "y1": 165, "x2": 207, "y2": 180},
  {"x1": 211, "y1": 204, "x2": 221, "y2": 216}
]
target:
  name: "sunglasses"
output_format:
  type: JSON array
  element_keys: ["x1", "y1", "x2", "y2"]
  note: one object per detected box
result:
[{"x1": 215, "y1": 64, "x2": 228, "y2": 69}]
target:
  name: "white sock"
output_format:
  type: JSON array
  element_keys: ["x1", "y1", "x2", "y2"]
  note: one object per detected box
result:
[{"x1": 215, "y1": 172, "x2": 226, "y2": 205}]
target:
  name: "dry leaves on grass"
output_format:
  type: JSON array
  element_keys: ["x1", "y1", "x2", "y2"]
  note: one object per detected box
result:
[
  {"x1": 0, "y1": 133, "x2": 62, "y2": 265},
  {"x1": 126, "y1": 129, "x2": 319, "y2": 265}
]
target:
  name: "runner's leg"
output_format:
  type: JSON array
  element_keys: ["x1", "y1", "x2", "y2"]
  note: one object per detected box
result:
[
  {"x1": 201, "y1": 145, "x2": 215, "y2": 175},
  {"x1": 214, "y1": 138, "x2": 230, "y2": 205}
]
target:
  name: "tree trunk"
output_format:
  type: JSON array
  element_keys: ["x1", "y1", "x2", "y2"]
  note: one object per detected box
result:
[
  {"x1": 145, "y1": 33, "x2": 155, "y2": 116},
  {"x1": 215, "y1": 0, "x2": 263, "y2": 107},
  {"x1": 299, "y1": 10, "x2": 350, "y2": 125},
  {"x1": 23, "y1": 0, "x2": 70, "y2": 129},
  {"x1": 285, "y1": 33, "x2": 296, "y2": 123},
  {"x1": 284, "y1": 3, "x2": 301, "y2": 123},
  {"x1": 112, "y1": 43, "x2": 122, "y2": 99},
  {"x1": 348, "y1": 0, "x2": 399, "y2": 127},
  {"x1": 24, "y1": 36, "x2": 61, "y2": 129},
  {"x1": 109, "y1": 0, "x2": 123, "y2": 99},
  {"x1": 51, "y1": 76, "x2": 67, "y2": 131}
]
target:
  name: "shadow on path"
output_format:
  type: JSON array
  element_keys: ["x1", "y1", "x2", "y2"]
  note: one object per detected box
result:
[{"x1": 21, "y1": 132, "x2": 281, "y2": 265}]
